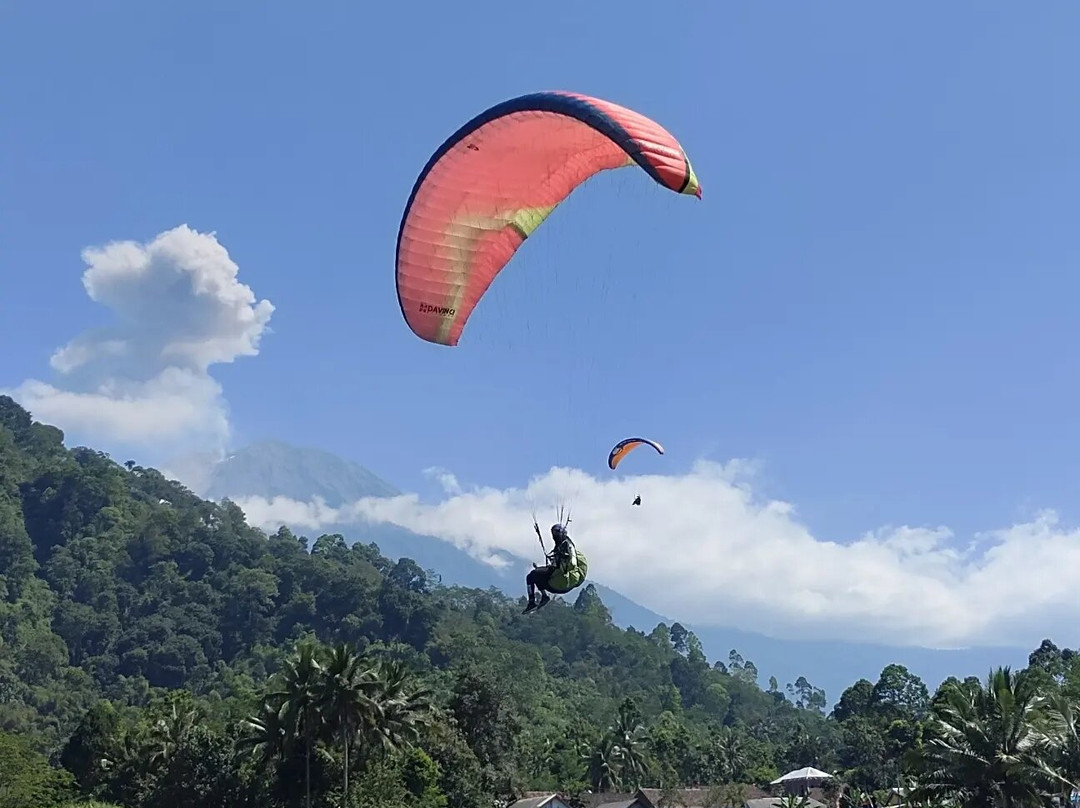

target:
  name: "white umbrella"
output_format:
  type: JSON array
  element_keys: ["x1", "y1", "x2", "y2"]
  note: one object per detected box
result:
[{"x1": 770, "y1": 767, "x2": 833, "y2": 784}]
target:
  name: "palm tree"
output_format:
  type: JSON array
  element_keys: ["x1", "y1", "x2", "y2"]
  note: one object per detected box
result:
[
  {"x1": 521, "y1": 733, "x2": 556, "y2": 781},
  {"x1": 238, "y1": 641, "x2": 433, "y2": 808},
  {"x1": 145, "y1": 698, "x2": 200, "y2": 772},
  {"x1": 319, "y1": 643, "x2": 381, "y2": 808},
  {"x1": 93, "y1": 723, "x2": 148, "y2": 805},
  {"x1": 236, "y1": 699, "x2": 289, "y2": 771},
  {"x1": 1042, "y1": 689, "x2": 1080, "y2": 803},
  {"x1": 610, "y1": 699, "x2": 651, "y2": 789},
  {"x1": 361, "y1": 658, "x2": 434, "y2": 755},
  {"x1": 905, "y1": 666, "x2": 1067, "y2": 807},
  {"x1": 269, "y1": 642, "x2": 326, "y2": 808},
  {"x1": 714, "y1": 726, "x2": 747, "y2": 783},
  {"x1": 581, "y1": 732, "x2": 620, "y2": 793}
]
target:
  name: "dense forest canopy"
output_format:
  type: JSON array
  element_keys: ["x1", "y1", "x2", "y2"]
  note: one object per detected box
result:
[{"x1": 2, "y1": 394, "x2": 1079, "y2": 808}]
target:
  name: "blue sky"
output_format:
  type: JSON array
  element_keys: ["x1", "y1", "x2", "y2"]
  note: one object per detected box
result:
[{"x1": 4, "y1": 1, "x2": 1080, "y2": 648}]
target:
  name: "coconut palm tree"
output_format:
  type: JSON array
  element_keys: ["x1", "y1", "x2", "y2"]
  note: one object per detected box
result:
[
  {"x1": 145, "y1": 696, "x2": 201, "y2": 772},
  {"x1": 236, "y1": 700, "x2": 289, "y2": 770},
  {"x1": 905, "y1": 666, "x2": 1067, "y2": 807},
  {"x1": 610, "y1": 698, "x2": 651, "y2": 789},
  {"x1": 319, "y1": 642, "x2": 381, "y2": 808},
  {"x1": 1042, "y1": 689, "x2": 1080, "y2": 803},
  {"x1": 269, "y1": 642, "x2": 325, "y2": 808},
  {"x1": 581, "y1": 732, "x2": 620, "y2": 793},
  {"x1": 520, "y1": 732, "x2": 557, "y2": 781},
  {"x1": 714, "y1": 726, "x2": 748, "y2": 783},
  {"x1": 361, "y1": 658, "x2": 433, "y2": 755}
]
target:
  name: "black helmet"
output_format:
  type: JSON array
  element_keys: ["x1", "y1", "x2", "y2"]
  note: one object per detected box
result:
[{"x1": 551, "y1": 523, "x2": 568, "y2": 539}]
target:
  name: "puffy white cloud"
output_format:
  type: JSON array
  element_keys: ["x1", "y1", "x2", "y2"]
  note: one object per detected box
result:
[
  {"x1": 233, "y1": 460, "x2": 1080, "y2": 650},
  {"x1": 423, "y1": 466, "x2": 463, "y2": 495},
  {"x1": 12, "y1": 369, "x2": 226, "y2": 445},
  {"x1": 5, "y1": 225, "x2": 273, "y2": 462}
]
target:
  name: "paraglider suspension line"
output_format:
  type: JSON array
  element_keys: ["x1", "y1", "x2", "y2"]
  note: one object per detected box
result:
[{"x1": 534, "y1": 504, "x2": 572, "y2": 566}]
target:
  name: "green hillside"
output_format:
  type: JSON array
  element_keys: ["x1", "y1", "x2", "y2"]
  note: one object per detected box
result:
[
  {"x1": 192, "y1": 440, "x2": 1029, "y2": 705},
  {"x1": 2, "y1": 395, "x2": 1079, "y2": 808}
]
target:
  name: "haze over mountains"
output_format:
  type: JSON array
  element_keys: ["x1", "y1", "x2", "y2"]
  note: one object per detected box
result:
[{"x1": 194, "y1": 440, "x2": 1029, "y2": 704}]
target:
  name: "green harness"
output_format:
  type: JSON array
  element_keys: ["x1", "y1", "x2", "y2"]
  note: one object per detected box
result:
[{"x1": 546, "y1": 548, "x2": 588, "y2": 594}]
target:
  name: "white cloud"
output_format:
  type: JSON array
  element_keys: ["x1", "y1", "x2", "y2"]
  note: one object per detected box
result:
[
  {"x1": 233, "y1": 460, "x2": 1080, "y2": 650},
  {"x1": 4, "y1": 225, "x2": 273, "y2": 465},
  {"x1": 423, "y1": 466, "x2": 463, "y2": 495}
]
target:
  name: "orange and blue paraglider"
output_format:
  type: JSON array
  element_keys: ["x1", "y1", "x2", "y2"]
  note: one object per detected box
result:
[
  {"x1": 608, "y1": 437, "x2": 665, "y2": 470},
  {"x1": 396, "y1": 91, "x2": 701, "y2": 346},
  {"x1": 608, "y1": 438, "x2": 664, "y2": 505}
]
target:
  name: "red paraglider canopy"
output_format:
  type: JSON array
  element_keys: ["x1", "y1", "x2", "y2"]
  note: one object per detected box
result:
[{"x1": 396, "y1": 91, "x2": 701, "y2": 346}]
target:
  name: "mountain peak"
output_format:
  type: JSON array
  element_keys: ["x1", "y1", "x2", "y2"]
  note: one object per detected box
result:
[{"x1": 202, "y1": 439, "x2": 399, "y2": 505}]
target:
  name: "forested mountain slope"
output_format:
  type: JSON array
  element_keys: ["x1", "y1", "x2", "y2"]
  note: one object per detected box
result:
[{"x1": 194, "y1": 441, "x2": 1027, "y2": 706}]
